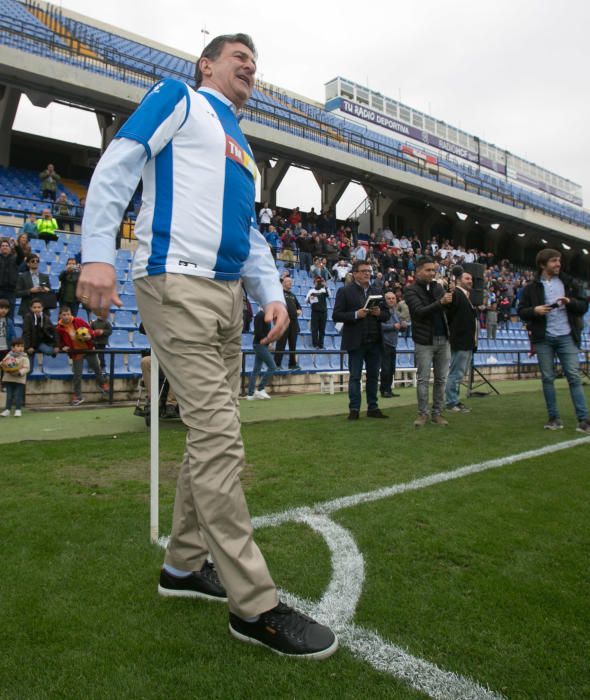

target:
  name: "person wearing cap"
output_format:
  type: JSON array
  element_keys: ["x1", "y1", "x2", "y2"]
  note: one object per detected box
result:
[{"x1": 305, "y1": 276, "x2": 331, "y2": 349}]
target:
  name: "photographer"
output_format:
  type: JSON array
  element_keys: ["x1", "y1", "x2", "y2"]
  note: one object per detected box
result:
[
  {"x1": 518, "y1": 248, "x2": 589, "y2": 433},
  {"x1": 305, "y1": 276, "x2": 331, "y2": 349},
  {"x1": 58, "y1": 257, "x2": 81, "y2": 316}
]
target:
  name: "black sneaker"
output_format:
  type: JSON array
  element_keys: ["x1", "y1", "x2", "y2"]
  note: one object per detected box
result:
[
  {"x1": 544, "y1": 418, "x2": 564, "y2": 430},
  {"x1": 229, "y1": 601, "x2": 338, "y2": 659},
  {"x1": 367, "y1": 408, "x2": 388, "y2": 419},
  {"x1": 158, "y1": 561, "x2": 227, "y2": 602}
]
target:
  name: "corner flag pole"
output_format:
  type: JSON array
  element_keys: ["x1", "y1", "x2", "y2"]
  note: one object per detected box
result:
[{"x1": 150, "y1": 351, "x2": 160, "y2": 543}]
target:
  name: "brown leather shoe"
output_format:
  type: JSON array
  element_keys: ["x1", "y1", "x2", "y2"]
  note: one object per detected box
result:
[
  {"x1": 367, "y1": 408, "x2": 388, "y2": 418},
  {"x1": 347, "y1": 410, "x2": 360, "y2": 420},
  {"x1": 414, "y1": 414, "x2": 428, "y2": 427},
  {"x1": 431, "y1": 414, "x2": 449, "y2": 426}
]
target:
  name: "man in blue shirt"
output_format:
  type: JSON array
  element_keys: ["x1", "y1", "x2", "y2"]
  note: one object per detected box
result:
[{"x1": 77, "y1": 33, "x2": 337, "y2": 659}]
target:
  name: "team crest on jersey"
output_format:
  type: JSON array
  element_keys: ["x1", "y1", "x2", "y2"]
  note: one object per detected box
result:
[{"x1": 225, "y1": 135, "x2": 257, "y2": 180}]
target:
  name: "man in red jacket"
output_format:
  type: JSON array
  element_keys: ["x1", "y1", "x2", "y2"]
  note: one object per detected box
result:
[{"x1": 56, "y1": 306, "x2": 108, "y2": 406}]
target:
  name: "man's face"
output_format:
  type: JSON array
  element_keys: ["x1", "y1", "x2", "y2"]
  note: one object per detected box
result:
[
  {"x1": 417, "y1": 263, "x2": 436, "y2": 283},
  {"x1": 458, "y1": 273, "x2": 473, "y2": 291},
  {"x1": 0, "y1": 306, "x2": 8, "y2": 317},
  {"x1": 199, "y1": 41, "x2": 256, "y2": 109},
  {"x1": 353, "y1": 265, "x2": 372, "y2": 287},
  {"x1": 542, "y1": 256, "x2": 561, "y2": 277},
  {"x1": 0, "y1": 242, "x2": 10, "y2": 256},
  {"x1": 28, "y1": 257, "x2": 40, "y2": 270},
  {"x1": 42, "y1": 209, "x2": 51, "y2": 219},
  {"x1": 59, "y1": 310, "x2": 73, "y2": 325},
  {"x1": 282, "y1": 277, "x2": 293, "y2": 291},
  {"x1": 31, "y1": 302, "x2": 43, "y2": 316},
  {"x1": 384, "y1": 293, "x2": 396, "y2": 307}
]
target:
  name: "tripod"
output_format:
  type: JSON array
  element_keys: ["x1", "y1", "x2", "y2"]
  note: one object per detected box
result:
[{"x1": 467, "y1": 354, "x2": 500, "y2": 397}]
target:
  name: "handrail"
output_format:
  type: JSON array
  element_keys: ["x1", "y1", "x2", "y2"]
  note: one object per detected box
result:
[{"x1": 1, "y1": 13, "x2": 589, "y2": 231}]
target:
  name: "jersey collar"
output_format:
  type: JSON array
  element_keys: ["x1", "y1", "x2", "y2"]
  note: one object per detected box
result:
[{"x1": 197, "y1": 87, "x2": 238, "y2": 115}]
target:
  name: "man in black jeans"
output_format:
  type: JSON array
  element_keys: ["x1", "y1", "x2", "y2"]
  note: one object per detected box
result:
[
  {"x1": 305, "y1": 276, "x2": 330, "y2": 349},
  {"x1": 333, "y1": 260, "x2": 388, "y2": 420},
  {"x1": 274, "y1": 275, "x2": 301, "y2": 370}
]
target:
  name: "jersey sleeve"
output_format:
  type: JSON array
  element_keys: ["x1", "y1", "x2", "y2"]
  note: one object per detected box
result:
[{"x1": 115, "y1": 79, "x2": 190, "y2": 159}]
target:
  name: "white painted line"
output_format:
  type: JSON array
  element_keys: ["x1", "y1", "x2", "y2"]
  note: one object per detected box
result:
[
  {"x1": 253, "y1": 436, "x2": 590, "y2": 529},
  {"x1": 159, "y1": 437, "x2": 589, "y2": 698}
]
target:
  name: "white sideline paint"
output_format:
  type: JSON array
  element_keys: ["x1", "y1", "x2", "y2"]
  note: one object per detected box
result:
[{"x1": 156, "y1": 437, "x2": 590, "y2": 698}]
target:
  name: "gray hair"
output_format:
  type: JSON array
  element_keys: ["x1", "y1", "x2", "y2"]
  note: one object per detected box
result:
[{"x1": 195, "y1": 33, "x2": 257, "y2": 87}]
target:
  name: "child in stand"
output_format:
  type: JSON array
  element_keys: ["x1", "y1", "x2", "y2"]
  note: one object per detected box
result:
[
  {"x1": 56, "y1": 305, "x2": 109, "y2": 406},
  {"x1": 0, "y1": 298, "x2": 16, "y2": 387},
  {"x1": 90, "y1": 313, "x2": 113, "y2": 373},
  {"x1": 1, "y1": 337, "x2": 30, "y2": 417}
]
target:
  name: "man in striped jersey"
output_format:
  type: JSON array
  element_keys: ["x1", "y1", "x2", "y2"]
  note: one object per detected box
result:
[{"x1": 77, "y1": 34, "x2": 337, "y2": 659}]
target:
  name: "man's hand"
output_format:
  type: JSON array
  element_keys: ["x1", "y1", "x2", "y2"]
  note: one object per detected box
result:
[
  {"x1": 76, "y1": 262, "x2": 122, "y2": 317},
  {"x1": 261, "y1": 301, "x2": 289, "y2": 345},
  {"x1": 534, "y1": 304, "x2": 553, "y2": 315},
  {"x1": 369, "y1": 306, "x2": 381, "y2": 316},
  {"x1": 356, "y1": 307, "x2": 369, "y2": 319},
  {"x1": 440, "y1": 292, "x2": 453, "y2": 305}
]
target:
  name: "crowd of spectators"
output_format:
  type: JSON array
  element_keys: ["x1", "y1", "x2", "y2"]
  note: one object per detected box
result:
[{"x1": 0, "y1": 196, "x2": 588, "y2": 416}]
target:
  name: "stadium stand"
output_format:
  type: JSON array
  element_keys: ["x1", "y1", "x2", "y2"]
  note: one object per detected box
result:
[{"x1": 0, "y1": 0, "x2": 589, "y2": 229}]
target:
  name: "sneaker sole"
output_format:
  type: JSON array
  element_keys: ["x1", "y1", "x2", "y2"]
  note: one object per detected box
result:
[
  {"x1": 228, "y1": 623, "x2": 339, "y2": 660},
  {"x1": 544, "y1": 425, "x2": 564, "y2": 430},
  {"x1": 157, "y1": 584, "x2": 227, "y2": 602},
  {"x1": 575, "y1": 426, "x2": 590, "y2": 434}
]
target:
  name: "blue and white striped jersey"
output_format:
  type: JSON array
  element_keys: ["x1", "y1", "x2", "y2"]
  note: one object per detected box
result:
[{"x1": 81, "y1": 80, "x2": 283, "y2": 308}]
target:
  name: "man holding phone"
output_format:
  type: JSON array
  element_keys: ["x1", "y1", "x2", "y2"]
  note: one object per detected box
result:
[{"x1": 518, "y1": 248, "x2": 589, "y2": 433}]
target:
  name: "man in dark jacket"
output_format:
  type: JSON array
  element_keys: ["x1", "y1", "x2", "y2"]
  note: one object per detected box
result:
[
  {"x1": 0, "y1": 239, "x2": 19, "y2": 319},
  {"x1": 518, "y1": 248, "x2": 589, "y2": 433},
  {"x1": 444, "y1": 270, "x2": 478, "y2": 413},
  {"x1": 404, "y1": 257, "x2": 453, "y2": 426},
  {"x1": 333, "y1": 260, "x2": 388, "y2": 420},
  {"x1": 16, "y1": 254, "x2": 52, "y2": 317},
  {"x1": 274, "y1": 275, "x2": 301, "y2": 370}
]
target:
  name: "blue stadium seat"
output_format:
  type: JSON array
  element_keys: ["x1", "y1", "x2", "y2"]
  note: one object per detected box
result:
[
  {"x1": 43, "y1": 353, "x2": 73, "y2": 379},
  {"x1": 131, "y1": 331, "x2": 149, "y2": 350}
]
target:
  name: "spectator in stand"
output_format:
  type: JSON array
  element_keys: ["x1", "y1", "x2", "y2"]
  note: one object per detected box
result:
[
  {"x1": 0, "y1": 337, "x2": 29, "y2": 417},
  {"x1": 56, "y1": 305, "x2": 109, "y2": 406},
  {"x1": 296, "y1": 229, "x2": 313, "y2": 272},
  {"x1": 404, "y1": 256, "x2": 452, "y2": 427},
  {"x1": 16, "y1": 253, "x2": 52, "y2": 316},
  {"x1": 310, "y1": 256, "x2": 331, "y2": 282},
  {"x1": 274, "y1": 275, "x2": 301, "y2": 370},
  {"x1": 332, "y1": 258, "x2": 352, "y2": 284},
  {"x1": 486, "y1": 302, "x2": 498, "y2": 340},
  {"x1": 380, "y1": 291, "x2": 404, "y2": 398},
  {"x1": 246, "y1": 309, "x2": 277, "y2": 400},
  {"x1": 39, "y1": 164, "x2": 61, "y2": 201},
  {"x1": 351, "y1": 242, "x2": 367, "y2": 261},
  {"x1": 36, "y1": 209, "x2": 59, "y2": 245},
  {"x1": 23, "y1": 297, "x2": 59, "y2": 371},
  {"x1": 381, "y1": 227, "x2": 394, "y2": 244},
  {"x1": 258, "y1": 201, "x2": 273, "y2": 233},
  {"x1": 53, "y1": 192, "x2": 76, "y2": 232},
  {"x1": 263, "y1": 224, "x2": 280, "y2": 259},
  {"x1": 21, "y1": 213, "x2": 39, "y2": 240},
  {"x1": 306, "y1": 207, "x2": 318, "y2": 230},
  {"x1": 518, "y1": 248, "x2": 590, "y2": 433},
  {"x1": 14, "y1": 233, "x2": 32, "y2": 270},
  {"x1": 0, "y1": 299, "x2": 16, "y2": 385},
  {"x1": 90, "y1": 313, "x2": 113, "y2": 373},
  {"x1": 57, "y1": 258, "x2": 81, "y2": 316},
  {"x1": 498, "y1": 294, "x2": 511, "y2": 330},
  {"x1": 288, "y1": 206, "x2": 302, "y2": 230},
  {"x1": 74, "y1": 196, "x2": 86, "y2": 225},
  {"x1": 279, "y1": 228, "x2": 296, "y2": 268},
  {"x1": 333, "y1": 260, "x2": 388, "y2": 420},
  {"x1": 322, "y1": 235, "x2": 339, "y2": 270},
  {"x1": 0, "y1": 239, "x2": 18, "y2": 319},
  {"x1": 444, "y1": 271, "x2": 478, "y2": 413},
  {"x1": 305, "y1": 276, "x2": 330, "y2": 349}
]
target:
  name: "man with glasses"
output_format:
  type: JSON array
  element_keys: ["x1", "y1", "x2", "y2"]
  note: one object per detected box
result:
[
  {"x1": 333, "y1": 261, "x2": 388, "y2": 420},
  {"x1": 16, "y1": 254, "x2": 51, "y2": 317}
]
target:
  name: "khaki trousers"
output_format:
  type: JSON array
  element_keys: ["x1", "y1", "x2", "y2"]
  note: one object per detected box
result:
[{"x1": 135, "y1": 275, "x2": 278, "y2": 618}]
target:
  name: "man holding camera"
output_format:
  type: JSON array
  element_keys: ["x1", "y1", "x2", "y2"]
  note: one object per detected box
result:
[{"x1": 518, "y1": 248, "x2": 589, "y2": 433}]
